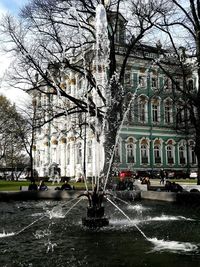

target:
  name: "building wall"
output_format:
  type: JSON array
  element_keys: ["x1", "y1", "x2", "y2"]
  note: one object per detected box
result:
[{"x1": 33, "y1": 54, "x2": 197, "y2": 178}]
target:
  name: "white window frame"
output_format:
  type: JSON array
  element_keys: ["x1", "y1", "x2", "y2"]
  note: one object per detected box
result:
[
  {"x1": 166, "y1": 145, "x2": 175, "y2": 164},
  {"x1": 138, "y1": 97, "x2": 148, "y2": 123},
  {"x1": 152, "y1": 99, "x2": 160, "y2": 123},
  {"x1": 164, "y1": 100, "x2": 173, "y2": 124}
]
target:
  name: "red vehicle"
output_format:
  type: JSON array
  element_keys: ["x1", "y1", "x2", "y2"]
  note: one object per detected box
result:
[{"x1": 119, "y1": 170, "x2": 133, "y2": 180}]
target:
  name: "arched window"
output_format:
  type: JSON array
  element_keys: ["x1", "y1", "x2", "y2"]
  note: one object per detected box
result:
[
  {"x1": 127, "y1": 144, "x2": 134, "y2": 162},
  {"x1": 179, "y1": 145, "x2": 186, "y2": 164},
  {"x1": 164, "y1": 99, "x2": 173, "y2": 124},
  {"x1": 176, "y1": 101, "x2": 185, "y2": 124},
  {"x1": 138, "y1": 96, "x2": 148, "y2": 123},
  {"x1": 141, "y1": 145, "x2": 148, "y2": 164},
  {"x1": 151, "y1": 98, "x2": 160, "y2": 123},
  {"x1": 154, "y1": 145, "x2": 161, "y2": 163},
  {"x1": 188, "y1": 141, "x2": 197, "y2": 165},
  {"x1": 127, "y1": 143, "x2": 134, "y2": 156},
  {"x1": 191, "y1": 146, "x2": 196, "y2": 165},
  {"x1": 140, "y1": 139, "x2": 149, "y2": 164},
  {"x1": 166, "y1": 145, "x2": 174, "y2": 164},
  {"x1": 139, "y1": 75, "x2": 146, "y2": 87}
]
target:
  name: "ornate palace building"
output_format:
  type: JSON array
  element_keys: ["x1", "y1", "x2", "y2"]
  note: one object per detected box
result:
[{"x1": 32, "y1": 14, "x2": 197, "y2": 180}]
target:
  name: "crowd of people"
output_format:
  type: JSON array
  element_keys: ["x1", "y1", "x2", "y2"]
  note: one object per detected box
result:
[
  {"x1": 27, "y1": 169, "x2": 185, "y2": 194},
  {"x1": 164, "y1": 180, "x2": 183, "y2": 192},
  {"x1": 28, "y1": 179, "x2": 74, "y2": 191}
]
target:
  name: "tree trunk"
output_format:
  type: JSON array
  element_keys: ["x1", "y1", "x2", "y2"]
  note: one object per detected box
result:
[{"x1": 100, "y1": 80, "x2": 124, "y2": 185}]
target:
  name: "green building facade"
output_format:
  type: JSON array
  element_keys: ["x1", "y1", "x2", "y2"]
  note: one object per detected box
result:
[{"x1": 114, "y1": 60, "x2": 197, "y2": 176}]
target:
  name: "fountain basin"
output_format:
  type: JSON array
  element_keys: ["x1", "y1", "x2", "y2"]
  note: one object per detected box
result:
[
  {"x1": 0, "y1": 189, "x2": 200, "y2": 206},
  {"x1": 0, "y1": 190, "x2": 83, "y2": 201}
]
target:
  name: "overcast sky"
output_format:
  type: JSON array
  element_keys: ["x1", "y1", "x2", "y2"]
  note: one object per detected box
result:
[{"x1": 0, "y1": 0, "x2": 30, "y2": 106}]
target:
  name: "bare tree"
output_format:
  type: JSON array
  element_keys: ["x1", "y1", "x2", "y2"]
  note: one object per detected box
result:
[
  {"x1": 0, "y1": 0, "x2": 169, "y2": 183},
  {"x1": 134, "y1": 0, "x2": 200, "y2": 183},
  {"x1": 16, "y1": 100, "x2": 39, "y2": 181}
]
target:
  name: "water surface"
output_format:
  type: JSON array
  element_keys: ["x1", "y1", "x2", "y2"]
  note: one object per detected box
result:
[{"x1": 0, "y1": 199, "x2": 199, "y2": 267}]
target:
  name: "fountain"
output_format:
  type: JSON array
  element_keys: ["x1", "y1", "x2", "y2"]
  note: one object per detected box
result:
[
  {"x1": 80, "y1": 185, "x2": 109, "y2": 228},
  {"x1": 0, "y1": 3, "x2": 200, "y2": 267}
]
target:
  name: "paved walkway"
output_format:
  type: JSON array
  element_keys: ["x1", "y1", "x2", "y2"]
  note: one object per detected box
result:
[{"x1": 149, "y1": 179, "x2": 197, "y2": 186}]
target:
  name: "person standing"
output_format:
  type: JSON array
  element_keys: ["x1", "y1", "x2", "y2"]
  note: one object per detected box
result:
[{"x1": 160, "y1": 169, "x2": 165, "y2": 185}]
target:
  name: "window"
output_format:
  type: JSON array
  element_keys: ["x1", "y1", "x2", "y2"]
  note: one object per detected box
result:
[
  {"x1": 154, "y1": 145, "x2": 161, "y2": 163},
  {"x1": 152, "y1": 100, "x2": 160, "y2": 123},
  {"x1": 139, "y1": 75, "x2": 146, "y2": 87},
  {"x1": 188, "y1": 141, "x2": 196, "y2": 165},
  {"x1": 127, "y1": 102, "x2": 134, "y2": 124},
  {"x1": 176, "y1": 103, "x2": 185, "y2": 124},
  {"x1": 115, "y1": 21, "x2": 125, "y2": 44},
  {"x1": 36, "y1": 151, "x2": 40, "y2": 167},
  {"x1": 126, "y1": 142, "x2": 135, "y2": 163},
  {"x1": 141, "y1": 144, "x2": 148, "y2": 164},
  {"x1": 151, "y1": 77, "x2": 157, "y2": 88},
  {"x1": 139, "y1": 102, "x2": 146, "y2": 122},
  {"x1": 191, "y1": 146, "x2": 196, "y2": 165},
  {"x1": 76, "y1": 143, "x2": 82, "y2": 164},
  {"x1": 87, "y1": 141, "x2": 92, "y2": 163},
  {"x1": 164, "y1": 77, "x2": 171, "y2": 91},
  {"x1": 167, "y1": 146, "x2": 174, "y2": 164},
  {"x1": 164, "y1": 100, "x2": 173, "y2": 124},
  {"x1": 138, "y1": 96, "x2": 147, "y2": 123},
  {"x1": 67, "y1": 144, "x2": 70, "y2": 165},
  {"x1": 179, "y1": 145, "x2": 186, "y2": 164}
]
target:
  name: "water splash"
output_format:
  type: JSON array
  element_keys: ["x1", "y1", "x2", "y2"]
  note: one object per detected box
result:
[
  {"x1": 109, "y1": 218, "x2": 141, "y2": 227},
  {"x1": 107, "y1": 197, "x2": 199, "y2": 253},
  {"x1": 34, "y1": 229, "x2": 51, "y2": 239},
  {"x1": 45, "y1": 240, "x2": 57, "y2": 253},
  {"x1": 148, "y1": 238, "x2": 198, "y2": 253},
  {"x1": 111, "y1": 195, "x2": 130, "y2": 205},
  {"x1": 64, "y1": 198, "x2": 83, "y2": 217},
  {"x1": 47, "y1": 207, "x2": 65, "y2": 219},
  {"x1": 146, "y1": 215, "x2": 195, "y2": 222},
  {"x1": 127, "y1": 204, "x2": 149, "y2": 212},
  {"x1": 0, "y1": 231, "x2": 15, "y2": 238},
  {"x1": 106, "y1": 197, "x2": 147, "y2": 239}
]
